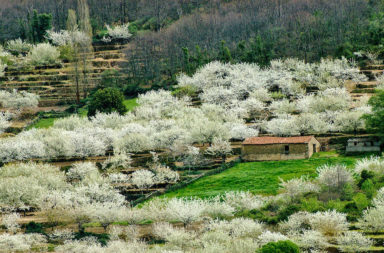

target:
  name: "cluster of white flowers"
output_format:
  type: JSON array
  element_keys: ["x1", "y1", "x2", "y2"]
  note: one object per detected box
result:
[
  {"x1": 0, "y1": 89, "x2": 39, "y2": 109},
  {"x1": 0, "y1": 111, "x2": 12, "y2": 134},
  {"x1": 102, "y1": 151, "x2": 132, "y2": 171},
  {"x1": 5, "y1": 39, "x2": 32, "y2": 55},
  {"x1": 0, "y1": 59, "x2": 6, "y2": 77},
  {"x1": 46, "y1": 29, "x2": 72, "y2": 46},
  {"x1": 0, "y1": 233, "x2": 47, "y2": 252},
  {"x1": 178, "y1": 60, "x2": 369, "y2": 136},
  {"x1": 358, "y1": 187, "x2": 384, "y2": 232},
  {"x1": 46, "y1": 29, "x2": 91, "y2": 47},
  {"x1": 27, "y1": 43, "x2": 61, "y2": 66},
  {"x1": 0, "y1": 157, "x2": 378, "y2": 252},
  {"x1": 0, "y1": 89, "x2": 259, "y2": 162},
  {"x1": 179, "y1": 59, "x2": 366, "y2": 96},
  {"x1": 139, "y1": 192, "x2": 268, "y2": 225},
  {"x1": 355, "y1": 156, "x2": 384, "y2": 175},
  {"x1": 1, "y1": 213, "x2": 21, "y2": 234},
  {"x1": 56, "y1": 237, "x2": 149, "y2": 253},
  {"x1": 316, "y1": 164, "x2": 354, "y2": 190},
  {"x1": 280, "y1": 210, "x2": 349, "y2": 236},
  {"x1": 104, "y1": 23, "x2": 132, "y2": 41},
  {"x1": 336, "y1": 231, "x2": 373, "y2": 252},
  {"x1": 279, "y1": 177, "x2": 320, "y2": 199}
]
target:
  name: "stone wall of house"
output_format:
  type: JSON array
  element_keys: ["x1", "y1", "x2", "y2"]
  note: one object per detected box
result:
[
  {"x1": 308, "y1": 138, "x2": 321, "y2": 157},
  {"x1": 242, "y1": 143, "x2": 308, "y2": 161},
  {"x1": 346, "y1": 139, "x2": 381, "y2": 153},
  {"x1": 241, "y1": 138, "x2": 321, "y2": 161}
]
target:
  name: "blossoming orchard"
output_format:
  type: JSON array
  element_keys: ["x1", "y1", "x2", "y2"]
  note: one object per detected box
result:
[{"x1": 1, "y1": 1, "x2": 384, "y2": 252}]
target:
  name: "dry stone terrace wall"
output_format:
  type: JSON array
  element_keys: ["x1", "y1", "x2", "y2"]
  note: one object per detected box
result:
[
  {"x1": 0, "y1": 44, "x2": 128, "y2": 106},
  {"x1": 348, "y1": 64, "x2": 382, "y2": 102}
]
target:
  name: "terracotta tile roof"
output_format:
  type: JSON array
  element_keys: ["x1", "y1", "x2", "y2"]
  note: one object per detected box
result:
[{"x1": 243, "y1": 136, "x2": 314, "y2": 145}]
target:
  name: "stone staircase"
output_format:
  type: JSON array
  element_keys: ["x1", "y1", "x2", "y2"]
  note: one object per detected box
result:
[{"x1": 0, "y1": 44, "x2": 128, "y2": 106}]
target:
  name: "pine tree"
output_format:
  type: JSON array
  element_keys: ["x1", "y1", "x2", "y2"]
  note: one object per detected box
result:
[{"x1": 219, "y1": 40, "x2": 232, "y2": 63}]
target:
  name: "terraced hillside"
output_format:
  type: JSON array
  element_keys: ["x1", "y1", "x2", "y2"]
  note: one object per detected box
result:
[
  {"x1": 348, "y1": 64, "x2": 383, "y2": 102},
  {"x1": 0, "y1": 44, "x2": 128, "y2": 106}
]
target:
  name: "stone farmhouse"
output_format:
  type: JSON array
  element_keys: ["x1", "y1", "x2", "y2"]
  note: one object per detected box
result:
[
  {"x1": 242, "y1": 136, "x2": 321, "y2": 161},
  {"x1": 346, "y1": 137, "x2": 381, "y2": 154}
]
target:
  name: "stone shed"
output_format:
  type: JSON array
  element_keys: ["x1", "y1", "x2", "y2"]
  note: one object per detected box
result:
[
  {"x1": 242, "y1": 136, "x2": 321, "y2": 161},
  {"x1": 346, "y1": 137, "x2": 381, "y2": 154}
]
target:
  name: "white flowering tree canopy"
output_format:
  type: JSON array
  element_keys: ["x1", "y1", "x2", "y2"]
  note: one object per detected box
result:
[{"x1": 105, "y1": 23, "x2": 132, "y2": 41}]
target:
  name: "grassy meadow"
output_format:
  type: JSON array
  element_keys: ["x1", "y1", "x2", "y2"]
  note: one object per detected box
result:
[{"x1": 163, "y1": 151, "x2": 365, "y2": 198}]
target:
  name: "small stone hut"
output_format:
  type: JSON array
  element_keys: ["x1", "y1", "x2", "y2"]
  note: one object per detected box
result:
[
  {"x1": 242, "y1": 136, "x2": 321, "y2": 161},
  {"x1": 346, "y1": 137, "x2": 381, "y2": 154}
]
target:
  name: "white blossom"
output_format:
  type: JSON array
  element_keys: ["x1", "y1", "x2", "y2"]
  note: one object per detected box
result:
[{"x1": 336, "y1": 231, "x2": 373, "y2": 252}]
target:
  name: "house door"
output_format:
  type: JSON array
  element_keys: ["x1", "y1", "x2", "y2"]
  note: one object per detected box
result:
[{"x1": 313, "y1": 144, "x2": 317, "y2": 153}]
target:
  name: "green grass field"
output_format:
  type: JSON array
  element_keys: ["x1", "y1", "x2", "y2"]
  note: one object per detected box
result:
[
  {"x1": 26, "y1": 118, "x2": 56, "y2": 130},
  {"x1": 123, "y1": 98, "x2": 138, "y2": 111},
  {"x1": 29, "y1": 98, "x2": 138, "y2": 129},
  {"x1": 163, "y1": 152, "x2": 363, "y2": 199}
]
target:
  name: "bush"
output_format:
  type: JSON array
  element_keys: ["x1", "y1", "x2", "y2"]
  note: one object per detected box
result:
[
  {"x1": 277, "y1": 205, "x2": 301, "y2": 222},
  {"x1": 270, "y1": 91, "x2": 286, "y2": 100},
  {"x1": 87, "y1": 88, "x2": 127, "y2": 117},
  {"x1": 6, "y1": 39, "x2": 32, "y2": 56},
  {"x1": 259, "y1": 240, "x2": 300, "y2": 253},
  {"x1": 341, "y1": 183, "x2": 355, "y2": 201},
  {"x1": 358, "y1": 170, "x2": 375, "y2": 188},
  {"x1": 361, "y1": 179, "x2": 376, "y2": 199},
  {"x1": 124, "y1": 84, "x2": 149, "y2": 97},
  {"x1": 74, "y1": 232, "x2": 109, "y2": 246},
  {"x1": 28, "y1": 43, "x2": 60, "y2": 66},
  {"x1": 172, "y1": 85, "x2": 197, "y2": 98},
  {"x1": 25, "y1": 222, "x2": 45, "y2": 235},
  {"x1": 58, "y1": 45, "x2": 74, "y2": 62},
  {"x1": 300, "y1": 197, "x2": 325, "y2": 212},
  {"x1": 353, "y1": 193, "x2": 370, "y2": 211}
]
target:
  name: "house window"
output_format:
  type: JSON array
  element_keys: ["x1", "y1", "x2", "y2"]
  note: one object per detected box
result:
[{"x1": 284, "y1": 145, "x2": 290, "y2": 154}]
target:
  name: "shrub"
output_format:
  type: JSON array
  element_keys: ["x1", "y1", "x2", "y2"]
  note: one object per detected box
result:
[
  {"x1": 337, "y1": 231, "x2": 373, "y2": 252},
  {"x1": 358, "y1": 170, "x2": 375, "y2": 188},
  {"x1": 27, "y1": 43, "x2": 60, "y2": 66},
  {"x1": 105, "y1": 23, "x2": 132, "y2": 41},
  {"x1": 341, "y1": 183, "x2": 355, "y2": 201},
  {"x1": 0, "y1": 90, "x2": 40, "y2": 109},
  {"x1": 25, "y1": 222, "x2": 45, "y2": 235},
  {"x1": 355, "y1": 156, "x2": 384, "y2": 175},
  {"x1": 279, "y1": 177, "x2": 320, "y2": 199},
  {"x1": 361, "y1": 179, "x2": 375, "y2": 199},
  {"x1": 317, "y1": 164, "x2": 354, "y2": 192},
  {"x1": 172, "y1": 85, "x2": 197, "y2": 98},
  {"x1": 309, "y1": 210, "x2": 348, "y2": 236},
  {"x1": 58, "y1": 45, "x2": 74, "y2": 62},
  {"x1": 259, "y1": 240, "x2": 300, "y2": 253},
  {"x1": 88, "y1": 88, "x2": 127, "y2": 117},
  {"x1": 131, "y1": 170, "x2": 155, "y2": 190},
  {"x1": 6, "y1": 39, "x2": 32, "y2": 55},
  {"x1": 74, "y1": 232, "x2": 110, "y2": 246},
  {"x1": 300, "y1": 197, "x2": 325, "y2": 212},
  {"x1": 353, "y1": 193, "x2": 370, "y2": 211},
  {"x1": 277, "y1": 205, "x2": 301, "y2": 222}
]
